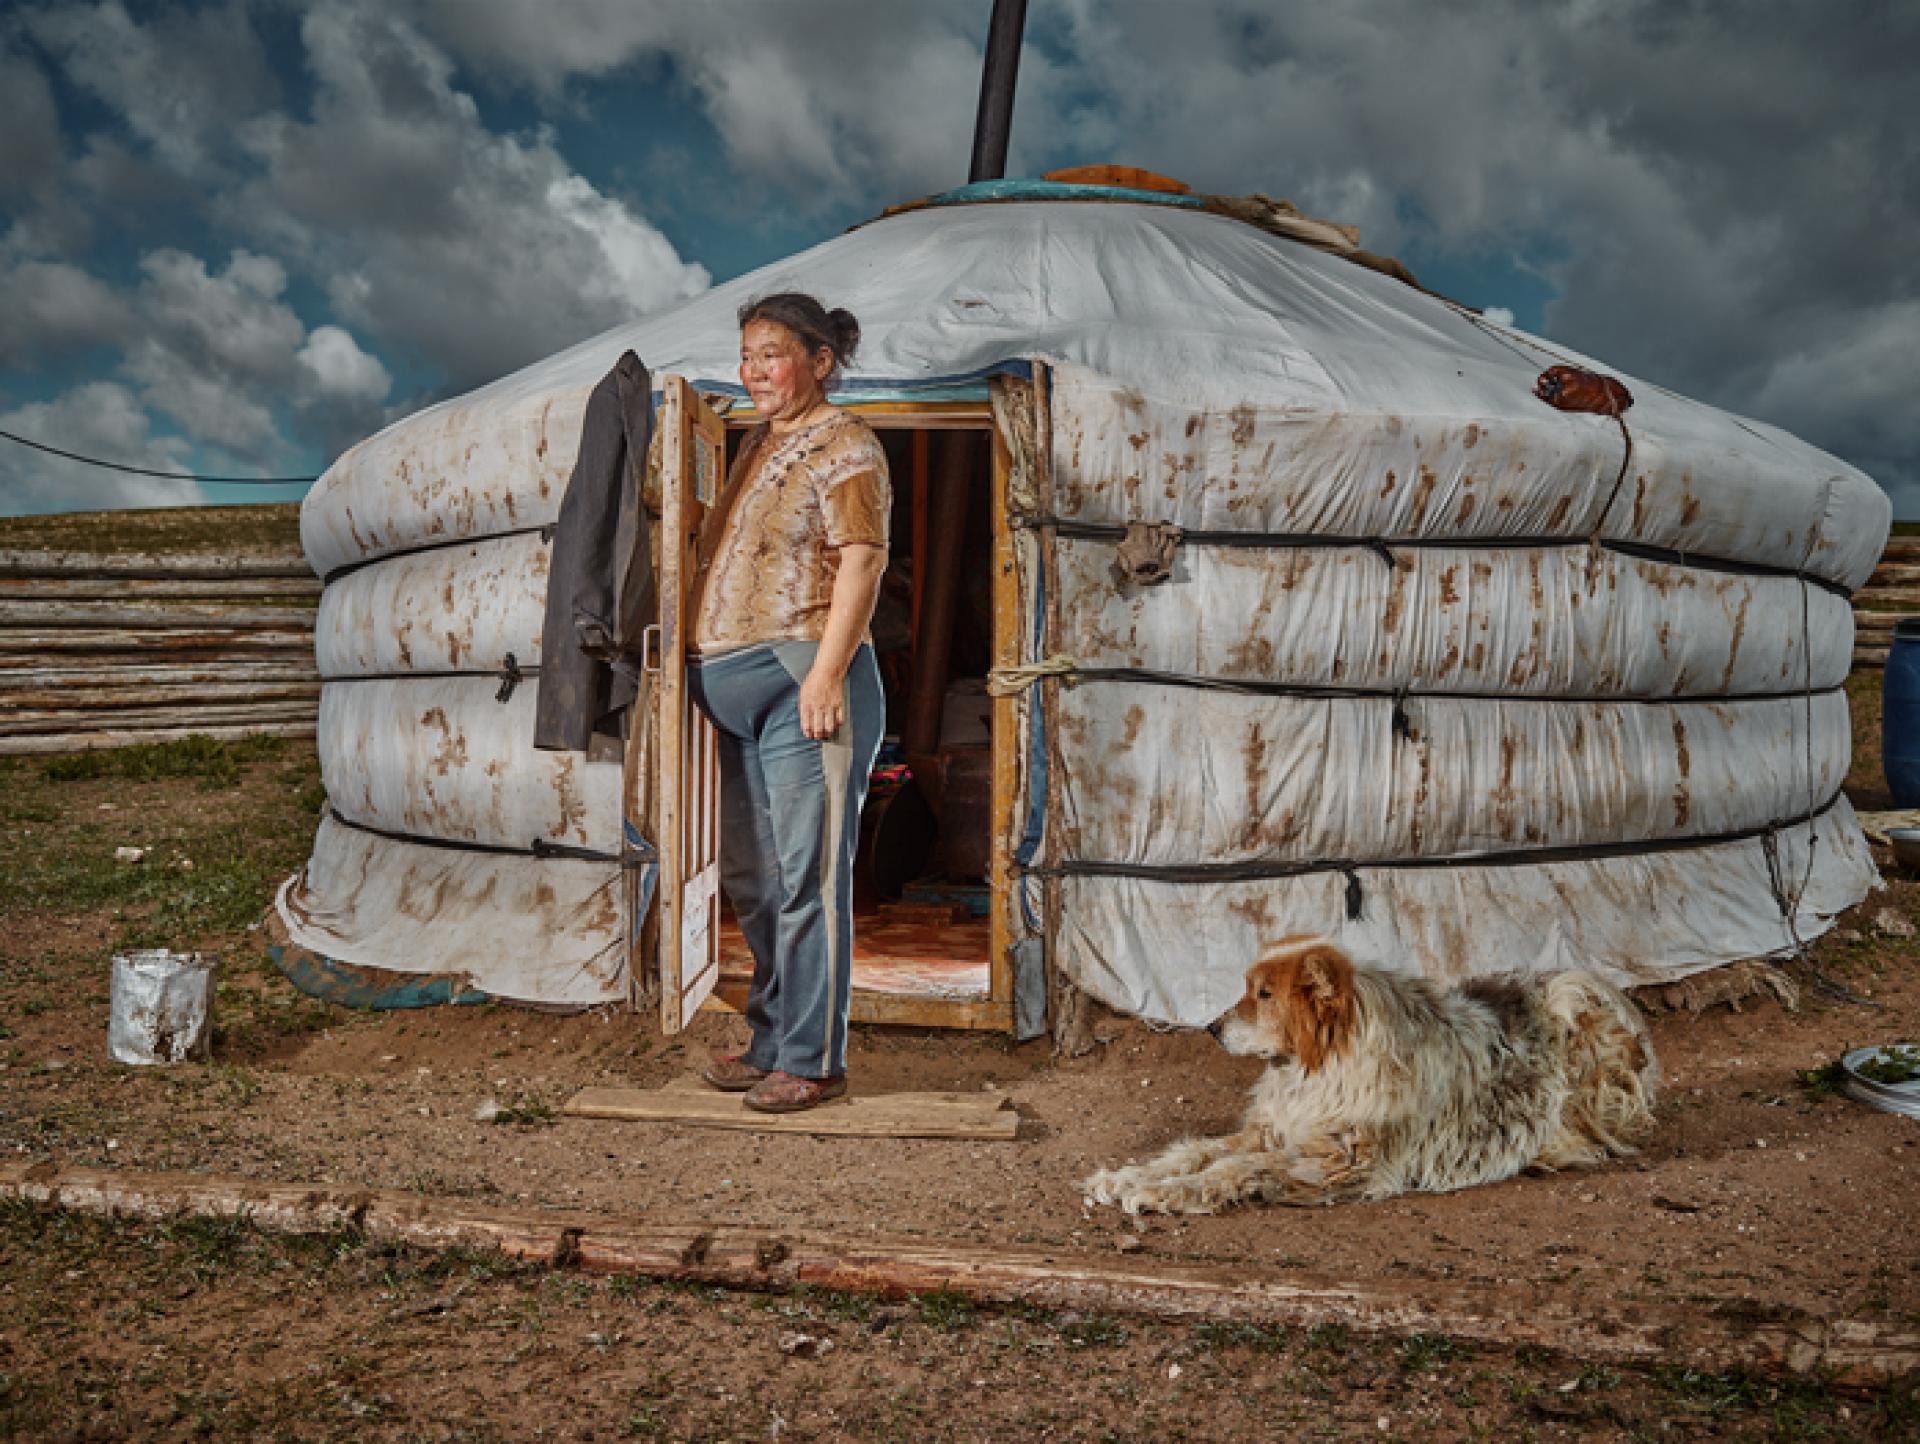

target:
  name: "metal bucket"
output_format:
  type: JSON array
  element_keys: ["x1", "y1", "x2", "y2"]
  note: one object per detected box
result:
[
  {"x1": 1841, "y1": 1045, "x2": 1920, "y2": 1120},
  {"x1": 108, "y1": 950, "x2": 218, "y2": 1065}
]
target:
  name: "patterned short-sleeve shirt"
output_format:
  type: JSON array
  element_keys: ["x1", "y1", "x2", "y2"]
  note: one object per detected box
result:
[{"x1": 691, "y1": 410, "x2": 891, "y2": 655}]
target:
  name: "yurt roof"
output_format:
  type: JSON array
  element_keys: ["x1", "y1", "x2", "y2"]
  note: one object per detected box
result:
[{"x1": 303, "y1": 181, "x2": 1886, "y2": 589}]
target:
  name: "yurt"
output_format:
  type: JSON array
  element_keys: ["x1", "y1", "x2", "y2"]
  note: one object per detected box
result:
[{"x1": 273, "y1": 173, "x2": 1888, "y2": 1042}]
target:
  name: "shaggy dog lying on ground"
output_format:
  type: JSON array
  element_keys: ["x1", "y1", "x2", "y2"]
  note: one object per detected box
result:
[{"x1": 1084, "y1": 936, "x2": 1659, "y2": 1214}]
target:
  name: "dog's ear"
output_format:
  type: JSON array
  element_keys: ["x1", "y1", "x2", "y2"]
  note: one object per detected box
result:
[{"x1": 1288, "y1": 944, "x2": 1357, "y2": 1072}]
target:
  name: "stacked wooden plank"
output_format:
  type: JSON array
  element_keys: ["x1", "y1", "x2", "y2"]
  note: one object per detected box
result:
[
  {"x1": 1855, "y1": 538, "x2": 1920, "y2": 668},
  {"x1": 0, "y1": 549, "x2": 320, "y2": 756}
]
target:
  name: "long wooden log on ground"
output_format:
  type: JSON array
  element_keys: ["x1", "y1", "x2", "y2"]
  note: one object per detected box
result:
[
  {"x1": 0, "y1": 680, "x2": 323, "y2": 712},
  {"x1": 0, "y1": 700, "x2": 319, "y2": 735},
  {"x1": 0, "y1": 550, "x2": 312, "y2": 580},
  {"x1": 1854, "y1": 648, "x2": 1889, "y2": 668},
  {"x1": 0, "y1": 721, "x2": 316, "y2": 756},
  {"x1": 0, "y1": 577, "x2": 321, "y2": 601},
  {"x1": 0, "y1": 601, "x2": 316, "y2": 629},
  {"x1": 1, "y1": 1161, "x2": 1912, "y2": 1387},
  {"x1": 0, "y1": 628, "x2": 315, "y2": 656}
]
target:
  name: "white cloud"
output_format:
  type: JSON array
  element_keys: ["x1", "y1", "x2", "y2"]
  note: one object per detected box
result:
[
  {"x1": 4, "y1": 0, "x2": 1914, "y2": 518},
  {"x1": 134, "y1": 249, "x2": 305, "y2": 383},
  {"x1": 0, "y1": 382, "x2": 202, "y2": 514},
  {"x1": 298, "y1": 325, "x2": 391, "y2": 405},
  {"x1": 0, "y1": 259, "x2": 130, "y2": 365},
  {"x1": 0, "y1": 241, "x2": 392, "y2": 495},
  {"x1": 230, "y1": 2, "x2": 709, "y2": 391},
  {"x1": 0, "y1": 46, "x2": 64, "y2": 196},
  {"x1": 1747, "y1": 300, "x2": 1920, "y2": 468},
  {"x1": 419, "y1": 0, "x2": 985, "y2": 201},
  {"x1": 1481, "y1": 306, "x2": 1516, "y2": 328},
  {"x1": 21, "y1": 0, "x2": 277, "y2": 180}
]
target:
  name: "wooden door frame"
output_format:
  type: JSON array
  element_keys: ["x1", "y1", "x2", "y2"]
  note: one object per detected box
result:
[{"x1": 696, "y1": 398, "x2": 1018, "y2": 1032}]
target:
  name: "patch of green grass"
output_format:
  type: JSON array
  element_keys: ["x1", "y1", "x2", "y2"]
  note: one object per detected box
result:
[
  {"x1": 1796, "y1": 1057, "x2": 1851, "y2": 1101},
  {"x1": 1055, "y1": 1313, "x2": 1131, "y2": 1348},
  {"x1": 913, "y1": 1289, "x2": 977, "y2": 1332},
  {"x1": 164, "y1": 1211, "x2": 254, "y2": 1282},
  {"x1": 211, "y1": 1063, "x2": 261, "y2": 1107},
  {"x1": 42, "y1": 733, "x2": 287, "y2": 787},
  {"x1": 0, "y1": 805, "x2": 313, "y2": 952},
  {"x1": 1193, "y1": 1319, "x2": 1290, "y2": 1354},
  {"x1": 1845, "y1": 667, "x2": 1887, "y2": 805},
  {"x1": 1648, "y1": 1365, "x2": 1880, "y2": 1439},
  {"x1": 1301, "y1": 1321, "x2": 1352, "y2": 1355},
  {"x1": 490, "y1": 1098, "x2": 558, "y2": 1128},
  {"x1": 1402, "y1": 1332, "x2": 1477, "y2": 1373},
  {"x1": 774, "y1": 1282, "x2": 876, "y2": 1324}
]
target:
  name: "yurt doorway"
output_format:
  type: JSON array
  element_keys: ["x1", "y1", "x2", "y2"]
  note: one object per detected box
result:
[{"x1": 646, "y1": 380, "x2": 1019, "y2": 1035}]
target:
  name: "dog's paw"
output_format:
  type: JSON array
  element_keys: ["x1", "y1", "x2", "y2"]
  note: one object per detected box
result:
[
  {"x1": 1118, "y1": 1178, "x2": 1219, "y2": 1216},
  {"x1": 1081, "y1": 1166, "x2": 1137, "y2": 1209},
  {"x1": 1082, "y1": 1166, "x2": 1215, "y2": 1216}
]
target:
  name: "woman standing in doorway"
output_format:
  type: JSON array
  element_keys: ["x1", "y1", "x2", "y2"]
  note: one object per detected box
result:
[{"x1": 689, "y1": 293, "x2": 890, "y2": 1113}]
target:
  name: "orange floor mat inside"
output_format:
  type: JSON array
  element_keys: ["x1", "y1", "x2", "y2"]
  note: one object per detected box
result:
[{"x1": 718, "y1": 904, "x2": 990, "y2": 999}]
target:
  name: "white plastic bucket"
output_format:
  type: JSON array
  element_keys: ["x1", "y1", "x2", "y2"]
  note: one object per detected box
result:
[{"x1": 108, "y1": 950, "x2": 218, "y2": 1065}]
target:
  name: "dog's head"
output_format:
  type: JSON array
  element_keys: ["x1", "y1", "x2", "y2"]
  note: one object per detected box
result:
[{"x1": 1210, "y1": 935, "x2": 1357, "y2": 1071}]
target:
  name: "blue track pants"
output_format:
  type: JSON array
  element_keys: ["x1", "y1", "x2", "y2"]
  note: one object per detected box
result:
[{"x1": 687, "y1": 641, "x2": 884, "y2": 1079}]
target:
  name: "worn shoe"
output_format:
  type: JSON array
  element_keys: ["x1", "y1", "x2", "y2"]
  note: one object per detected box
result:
[
  {"x1": 742, "y1": 1071, "x2": 848, "y2": 1114},
  {"x1": 701, "y1": 1054, "x2": 769, "y2": 1092}
]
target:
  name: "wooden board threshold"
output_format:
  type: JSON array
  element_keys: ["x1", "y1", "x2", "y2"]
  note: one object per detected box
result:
[{"x1": 562, "y1": 1079, "x2": 1019, "y2": 1140}]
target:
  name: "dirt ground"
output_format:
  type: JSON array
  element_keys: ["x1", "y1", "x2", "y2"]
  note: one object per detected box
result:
[
  {"x1": 2, "y1": 687, "x2": 1918, "y2": 1438},
  {"x1": 4, "y1": 1199, "x2": 1912, "y2": 1444}
]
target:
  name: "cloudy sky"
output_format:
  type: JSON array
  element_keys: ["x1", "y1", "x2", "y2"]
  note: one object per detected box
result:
[{"x1": 1, "y1": 0, "x2": 1914, "y2": 517}]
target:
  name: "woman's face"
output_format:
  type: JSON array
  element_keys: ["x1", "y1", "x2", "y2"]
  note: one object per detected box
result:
[{"x1": 739, "y1": 319, "x2": 832, "y2": 423}]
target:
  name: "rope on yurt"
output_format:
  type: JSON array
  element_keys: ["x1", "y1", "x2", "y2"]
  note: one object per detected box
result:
[
  {"x1": 988, "y1": 660, "x2": 1842, "y2": 709},
  {"x1": 987, "y1": 654, "x2": 1077, "y2": 695},
  {"x1": 319, "y1": 523, "x2": 554, "y2": 586},
  {"x1": 314, "y1": 659, "x2": 538, "y2": 695},
  {"x1": 324, "y1": 808, "x2": 636, "y2": 866},
  {"x1": 1008, "y1": 517, "x2": 1857, "y2": 600},
  {"x1": 1585, "y1": 413, "x2": 1636, "y2": 561},
  {"x1": 1017, "y1": 786, "x2": 1847, "y2": 886},
  {"x1": 1763, "y1": 504, "x2": 1877, "y2": 1007}
]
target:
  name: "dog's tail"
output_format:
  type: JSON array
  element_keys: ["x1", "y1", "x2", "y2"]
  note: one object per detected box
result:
[{"x1": 1539, "y1": 971, "x2": 1660, "y2": 1167}]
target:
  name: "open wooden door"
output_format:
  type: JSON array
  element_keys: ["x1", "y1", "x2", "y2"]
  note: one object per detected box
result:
[{"x1": 644, "y1": 375, "x2": 727, "y2": 1032}]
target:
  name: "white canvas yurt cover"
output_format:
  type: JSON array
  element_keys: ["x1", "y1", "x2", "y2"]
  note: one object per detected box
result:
[{"x1": 277, "y1": 177, "x2": 1887, "y2": 1028}]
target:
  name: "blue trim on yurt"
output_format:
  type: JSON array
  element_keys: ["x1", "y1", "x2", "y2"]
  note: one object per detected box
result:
[
  {"x1": 659, "y1": 360, "x2": 1033, "y2": 412},
  {"x1": 269, "y1": 943, "x2": 493, "y2": 1010},
  {"x1": 625, "y1": 819, "x2": 659, "y2": 942},
  {"x1": 1015, "y1": 565, "x2": 1050, "y2": 932},
  {"x1": 920, "y1": 179, "x2": 1206, "y2": 211}
]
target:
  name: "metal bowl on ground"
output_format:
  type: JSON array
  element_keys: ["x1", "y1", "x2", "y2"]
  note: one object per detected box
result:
[
  {"x1": 1887, "y1": 828, "x2": 1920, "y2": 874},
  {"x1": 1840, "y1": 1045, "x2": 1920, "y2": 1119}
]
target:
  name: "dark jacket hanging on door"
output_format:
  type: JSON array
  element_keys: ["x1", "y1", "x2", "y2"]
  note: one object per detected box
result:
[{"x1": 533, "y1": 350, "x2": 655, "y2": 752}]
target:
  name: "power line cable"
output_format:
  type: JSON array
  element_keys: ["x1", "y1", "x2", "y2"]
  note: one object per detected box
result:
[{"x1": 0, "y1": 426, "x2": 322, "y2": 486}]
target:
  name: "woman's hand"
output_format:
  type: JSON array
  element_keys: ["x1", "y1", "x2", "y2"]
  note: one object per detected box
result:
[
  {"x1": 799, "y1": 542, "x2": 887, "y2": 739},
  {"x1": 799, "y1": 665, "x2": 847, "y2": 740}
]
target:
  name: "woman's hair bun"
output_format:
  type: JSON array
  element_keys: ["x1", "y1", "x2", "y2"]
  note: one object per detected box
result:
[{"x1": 827, "y1": 308, "x2": 861, "y2": 368}]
